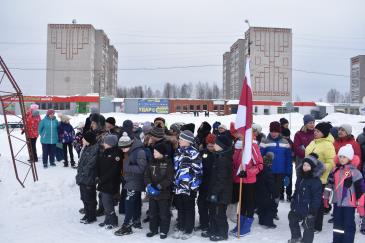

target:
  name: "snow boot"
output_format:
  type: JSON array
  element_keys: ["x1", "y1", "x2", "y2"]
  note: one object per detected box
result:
[
  {"x1": 210, "y1": 235, "x2": 228, "y2": 241},
  {"x1": 230, "y1": 215, "x2": 245, "y2": 235},
  {"x1": 79, "y1": 208, "x2": 85, "y2": 214},
  {"x1": 288, "y1": 238, "x2": 302, "y2": 243},
  {"x1": 160, "y1": 233, "x2": 167, "y2": 239},
  {"x1": 236, "y1": 217, "x2": 254, "y2": 237},
  {"x1": 146, "y1": 232, "x2": 158, "y2": 237},
  {"x1": 80, "y1": 215, "x2": 87, "y2": 223},
  {"x1": 181, "y1": 233, "x2": 193, "y2": 240},
  {"x1": 114, "y1": 224, "x2": 132, "y2": 236}
]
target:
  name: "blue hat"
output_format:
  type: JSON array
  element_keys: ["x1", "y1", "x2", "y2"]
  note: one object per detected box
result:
[{"x1": 303, "y1": 114, "x2": 315, "y2": 125}]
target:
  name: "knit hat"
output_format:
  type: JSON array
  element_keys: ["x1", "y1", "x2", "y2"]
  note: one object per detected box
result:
[
  {"x1": 280, "y1": 118, "x2": 289, "y2": 126},
  {"x1": 83, "y1": 131, "x2": 96, "y2": 145},
  {"x1": 104, "y1": 134, "x2": 118, "y2": 147},
  {"x1": 252, "y1": 124, "x2": 262, "y2": 133},
  {"x1": 30, "y1": 104, "x2": 39, "y2": 110},
  {"x1": 106, "y1": 117, "x2": 116, "y2": 126},
  {"x1": 90, "y1": 113, "x2": 106, "y2": 128},
  {"x1": 179, "y1": 130, "x2": 195, "y2": 144},
  {"x1": 170, "y1": 123, "x2": 183, "y2": 134},
  {"x1": 303, "y1": 114, "x2": 315, "y2": 125},
  {"x1": 154, "y1": 142, "x2": 169, "y2": 157},
  {"x1": 282, "y1": 128, "x2": 291, "y2": 137},
  {"x1": 338, "y1": 144, "x2": 354, "y2": 160},
  {"x1": 181, "y1": 123, "x2": 195, "y2": 134},
  {"x1": 123, "y1": 120, "x2": 133, "y2": 131},
  {"x1": 330, "y1": 127, "x2": 339, "y2": 139},
  {"x1": 269, "y1": 121, "x2": 281, "y2": 133},
  {"x1": 215, "y1": 135, "x2": 232, "y2": 150},
  {"x1": 118, "y1": 132, "x2": 134, "y2": 148},
  {"x1": 150, "y1": 125, "x2": 165, "y2": 139},
  {"x1": 212, "y1": 121, "x2": 221, "y2": 131},
  {"x1": 303, "y1": 153, "x2": 319, "y2": 168},
  {"x1": 205, "y1": 134, "x2": 216, "y2": 145},
  {"x1": 218, "y1": 124, "x2": 227, "y2": 130},
  {"x1": 47, "y1": 109, "x2": 55, "y2": 116},
  {"x1": 154, "y1": 117, "x2": 166, "y2": 125},
  {"x1": 142, "y1": 122, "x2": 153, "y2": 135},
  {"x1": 339, "y1": 124, "x2": 352, "y2": 135},
  {"x1": 315, "y1": 122, "x2": 332, "y2": 138}
]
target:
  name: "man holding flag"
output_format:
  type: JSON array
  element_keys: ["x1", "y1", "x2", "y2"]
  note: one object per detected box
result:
[{"x1": 231, "y1": 57, "x2": 264, "y2": 237}]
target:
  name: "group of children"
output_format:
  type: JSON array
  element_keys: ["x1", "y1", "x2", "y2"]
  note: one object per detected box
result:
[{"x1": 72, "y1": 112, "x2": 365, "y2": 243}]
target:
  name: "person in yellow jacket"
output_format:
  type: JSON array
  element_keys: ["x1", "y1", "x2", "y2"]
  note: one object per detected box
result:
[{"x1": 305, "y1": 121, "x2": 335, "y2": 233}]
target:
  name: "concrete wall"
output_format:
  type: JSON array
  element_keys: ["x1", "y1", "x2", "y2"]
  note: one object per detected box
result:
[{"x1": 124, "y1": 99, "x2": 139, "y2": 114}]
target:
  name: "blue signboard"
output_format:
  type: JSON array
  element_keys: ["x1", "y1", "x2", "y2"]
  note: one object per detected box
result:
[{"x1": 138, "y1": 99, "x2": 169, "y2": 114}]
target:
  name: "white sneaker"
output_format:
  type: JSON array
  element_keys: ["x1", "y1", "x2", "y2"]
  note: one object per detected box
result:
[
  {"x1": 181, "y1": 233, "x2": 193, "y2": 240},
  {"x1": 172, "y1": 230, "x2": 183, "y2": 239}
]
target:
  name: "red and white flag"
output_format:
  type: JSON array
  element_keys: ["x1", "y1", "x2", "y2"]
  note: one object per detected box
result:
[{"x1": 235, "y1": 57, "x2": 253, "y2": 171}]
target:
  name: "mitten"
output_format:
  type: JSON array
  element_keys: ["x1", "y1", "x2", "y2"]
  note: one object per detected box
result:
[{"x1": 238, "y1": 170, "x2": 247, "y2": 178}]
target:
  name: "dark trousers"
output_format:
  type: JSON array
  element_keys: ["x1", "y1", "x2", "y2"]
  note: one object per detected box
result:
[
  {"x1": 208, "y1": 203, "x2": 228, "y2": 238},
  {"x1": 257, "y1": 201, "x2": 276, "y2": 226},
  {"x1": 101, "y1": 192, "x2": 118, "y2": 226},
  {"x1": 149, "y1": 198, "x2": 171, "y2": 234},
  {"x1": 55, "y1": 146, "x2": 64, "y2": 161},
  {"x1": 280, "y1": 174, "x2": 292, "y2": 199},
  {"x1": 314, "y1": 185, "x2": 325, "y2": 231},
  {"x1": 273, "y1": 174, "x2": 285, "y2": 214},
  {"x1": 197, "y1": 192, "x2": 209, "y2": 229},
  {"x1": 175, "y1": 192, "x2": 196, "y2": 234},
  {"x1": 62, "y1": 142, "x2": 74, "y2": 165},
  {"x1": 42, "y1": 144, "x2": 55, "y2": 166},
  {"x1": 119, "y1": 188, "x2": 126, "y2": 214},
  {"x1": 288, "y1": 211, "x2": 315, "y2": 243},
  {"x1": 241, "y1": 183, "x2": 255, "y2": 218},
  {"x1": 124, "y1": 190, "x2": 141, "y2": 225},
  {"x1": 30, "y1": 138, "x2": 38, "y2": 161},
  {"x1": 333, "y1": 204, "x2": 356, "y2": 243},
  {"x1": 80, "y1": 185, "x2": 97, "y2": 221}
]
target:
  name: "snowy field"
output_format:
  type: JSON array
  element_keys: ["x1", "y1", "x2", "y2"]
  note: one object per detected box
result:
[{"x1": 0, "y1": 112, "x2": 364, "y2": 243}]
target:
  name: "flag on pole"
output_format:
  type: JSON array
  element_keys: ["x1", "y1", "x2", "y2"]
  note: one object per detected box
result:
[{"x1": 235, "y1": 57, "x2": 253, "y2": 171}]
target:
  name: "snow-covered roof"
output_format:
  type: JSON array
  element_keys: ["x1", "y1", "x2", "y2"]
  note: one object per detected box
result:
[
  {"x1": 315, "y1": 102, "x2": 333, "y2": 107},
  {"x1": 111, "y1": 98, "x2": 124, "y2": 103},
  {"x1": 226, "y1": 100, "x2": 239, "y2": 105}
]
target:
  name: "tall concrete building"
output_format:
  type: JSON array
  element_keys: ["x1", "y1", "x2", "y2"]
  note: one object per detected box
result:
[
  {"x1": 223, "y1": 27, "x2": 292, "y2": 101},
  {"x1": 46, "y1": 24, "x2": 118, "y2": 97},
  {"x1": 223, "y1": 39, "x2": 245, "y2": 99},
  {"x1": 350, "y1": 55, "x2": 365, "y2": 103}
]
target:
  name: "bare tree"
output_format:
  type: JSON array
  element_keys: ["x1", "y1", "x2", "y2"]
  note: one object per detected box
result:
[
  {"x1": 326, "y1": 88, "x2": 342, "y2": 103},
  {"x1": 195, "y1": 82, "x2": 205, "y2": 99},
  {"x1": 212, "y1": 83, "x2": 220, "y2": 99}
]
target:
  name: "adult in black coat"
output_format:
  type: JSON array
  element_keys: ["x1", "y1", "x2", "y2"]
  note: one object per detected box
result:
[{"x1": 195, "y1": 121, "x2": 212, "y2": 151}]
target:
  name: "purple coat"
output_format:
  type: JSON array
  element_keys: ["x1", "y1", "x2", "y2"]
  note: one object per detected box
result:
[{"x1": 293, "y1": 128, "x2": 314, "y2": 159}]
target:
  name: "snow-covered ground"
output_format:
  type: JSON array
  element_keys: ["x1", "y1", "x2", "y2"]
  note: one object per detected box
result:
[{"x1": 0, "y1": 112, "x2": 364, "y2": 243}]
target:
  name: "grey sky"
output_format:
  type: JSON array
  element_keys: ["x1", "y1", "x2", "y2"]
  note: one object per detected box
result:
[{"x1": 1, "y1": 0, "x2": 364, "y2": 101}]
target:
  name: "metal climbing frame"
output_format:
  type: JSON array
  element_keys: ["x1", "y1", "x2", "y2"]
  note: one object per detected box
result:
[{"x1": 0, "y1": 56, "x2": 38, "y2": 187}]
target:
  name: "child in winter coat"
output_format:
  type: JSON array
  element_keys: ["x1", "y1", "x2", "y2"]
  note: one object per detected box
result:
[
  {"x1": 76, "y1": 131, "x2": 99, "y2": 224},
  {"x1": 96, "y1": 135, "x2": 122, "y2": 230},
  {"x1": 114, "y1": 132, "x2": 147, "y2": 236},
  {"x1": 231, "y1": 134, "x2": 263, "y2": 237},
  {"x1": 203, "y1": 135, "x2": 233, "y2": 241},
  {"x1": 73, "y1": 123, "x2": 84, "y2": 159},
  {"x1": 144, "y1": 142, "x2": 174, "y2": 239},
  {"x1": 288, "y1": 153, "x2": 323, "y2": 243},
  {"x1": 197, "y1": 134, "x2": 216, "y2": 232},
  {"x1": 256, "y1": 152, "x2": 277, "y2": 229},
  {"x1": 59, "y1": 115, "x2": 75, "y2": 167},
  {"x1": 173, "y1": 130, "x2": 202, "y2": 240},
  {"x1": 323, "y1": 144, "x2": 365, "y2": 243}
]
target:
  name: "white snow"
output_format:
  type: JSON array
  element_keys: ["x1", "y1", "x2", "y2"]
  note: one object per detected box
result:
[{"x1": 0, "y1": 112, "x2": 364, "y2": 243}]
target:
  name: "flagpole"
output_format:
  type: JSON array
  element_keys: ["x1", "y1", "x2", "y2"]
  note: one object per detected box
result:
[{"x1": 236, "y1": 19, "x2": 252, "y2": 239}]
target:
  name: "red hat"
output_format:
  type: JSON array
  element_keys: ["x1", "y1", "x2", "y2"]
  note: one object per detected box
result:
[
  {"x1": 205, "y1": 134, "x2": 216, "y2": 145},
  {"x1": 270, "y1": 121, "x2": 281, "y2": 133},
  {"x1": 47, "y1": 109, "x2": 55, "y2": 116}
]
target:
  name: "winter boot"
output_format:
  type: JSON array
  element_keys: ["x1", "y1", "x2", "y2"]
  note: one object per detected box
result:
[
  {"x1": 79, "y1": 208, "x2": 85, "y2": 214},
  {"x1": 288, "y1": 238, "x2": 302, "y2": 243},
  {"x1": 230, "y1": 215, "x2": 245, "y2": 235},
  {"x1": 132, "y1": 221, "x2": 142, "y2": 229},
  {"x1": 80, "y1": 215, "x2": 87, "y2": 223},
  {"x1": 236, "y1": 217, "x2": 254, "y2": 237},
  {"x1": 210, "y1": 235, "x2": 228, "y2": 241},
  {"x1": 114, "y1": 224, "x2": 132, "y2": 236},
  {"x1": 160, "y1": 233, "x2": 167, "y2": 239},
  {"x1": 146, "y1": 232, "x2": 158, "y2": 237}
]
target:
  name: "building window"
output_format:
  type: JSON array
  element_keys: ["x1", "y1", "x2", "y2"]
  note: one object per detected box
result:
[
  {"x1": 183, "y1": 106, "x2": 188, "y2": 112},
  {"x1": 254, "y1": 106, "x2": 258, "y2": 113},
  {"x1": 190, "y1": 105, "x2": 194, "y2": 111},
  {"x1": 196, "y1": 105, "x2": 201, "y2": 111},
  {"x1": 278, "y1": 107, "x2": 288, "y2": 114},
  {"x1": 203, "y1": 105, "x2": 208, "y2": 111},
  {"x1": 59, "y1": 103, "x2": 65, "y2": 110},
  {"x1": 65, "y1": 102, "x2": 70, "y2": 110},
  {"x1": 213, "y1": 105, "x2": 218, "y2": 111},
  {"x1": 264, "y1": 109, "x2": 270, "y2": 115},
  {"x1": 41, "y1": 103, "x2": 47, "y2": 110},
  {"x1": 176, "y1": 106, "x2": 181, "y2": 112},
  {"x1": 53, "y1": 103, "x2": 59, "y2": 110}
]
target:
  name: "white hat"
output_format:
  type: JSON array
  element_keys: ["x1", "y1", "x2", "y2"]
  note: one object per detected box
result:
[
  {"x1": 218, "y1": 124, "x2": 227, "y2": 130},
  {"x1": 338, "y1": 144, "x2": 354, "y2": 161},
  {"x1": 339, "y1": 124, "x2": 352, "y2": 135},
  {"x1": 252, "y1": 124, "x2": 263, "y2": 133}
]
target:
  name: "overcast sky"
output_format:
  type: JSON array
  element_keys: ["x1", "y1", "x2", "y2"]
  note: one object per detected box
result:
[{"x1": 1, "y1": 0, "x2": 365, "y2": 100}]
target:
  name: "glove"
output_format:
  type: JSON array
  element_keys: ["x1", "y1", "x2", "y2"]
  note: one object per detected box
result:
[
  {"x1": 324, "y1": 198, "x2": 330, "y2": 209},
  {"x1": 283, "y1": 176, "x2": 290, "y2": 187},
  {"x1": 344, "y1": 176, "x2": 353, "y2": 188},
  {"x1": 304, "y1": 215, "x2": 315, "y2": 229},
  {"x1": 238, "y1": 170, "x2": 247, "y2": 178},
  {"x1": 146, "y1": 184, "x2": 160, "y2": 197},
  {"x1": 208, "y1": 195, "x2": 218, "y2": 203}
]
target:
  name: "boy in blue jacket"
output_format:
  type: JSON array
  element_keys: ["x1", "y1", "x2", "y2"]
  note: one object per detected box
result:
[{"x1": 260, "y1": 121, "x2": 292, "y2": 219}]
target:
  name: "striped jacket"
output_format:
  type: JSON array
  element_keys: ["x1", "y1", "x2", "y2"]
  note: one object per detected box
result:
[{"x1": 260, "y1": 135, "x2": 292, "y2": 175}]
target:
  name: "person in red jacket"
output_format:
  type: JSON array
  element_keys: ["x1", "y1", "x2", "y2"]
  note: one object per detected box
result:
[
  {"x1": 333, "y1": 124, "x2": 362, "y2": 170},
  {"x1": 230, "y1": 126, "x2": 264, "y2": 237},
  {"x1": 23, "y1": 104, "x2": 41, "y2": 162}
]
